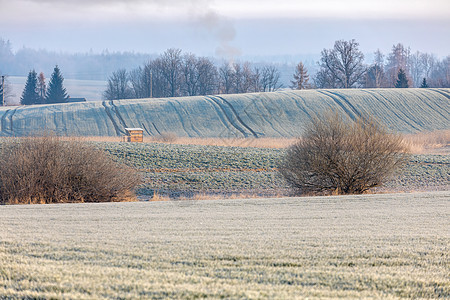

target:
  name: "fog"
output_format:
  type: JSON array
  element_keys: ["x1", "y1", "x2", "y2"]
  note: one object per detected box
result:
[{"x1": 1, "y1": 0, "x2": 449, "y2": 57}]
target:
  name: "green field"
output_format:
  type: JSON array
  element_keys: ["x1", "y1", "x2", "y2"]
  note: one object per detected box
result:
[
  {"x1": 96, "y1": 142, "x2": 450, "y2": 198},
  {"x1": 1, "y1": 192, "x2": 449, "y2": 298},
  {"x1": 0, "y1": 88, "x2": 448, "y2": 137}
]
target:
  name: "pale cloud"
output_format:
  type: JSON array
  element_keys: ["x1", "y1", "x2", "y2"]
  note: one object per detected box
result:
[
  {"x1": 1, "y1": 0, "x2": 448, "y2": 24},
  {"x1": 0, "y1": 0, "x2": 448, "y2": 57},
  {"x1": 212, "y1": 0, "x2": 450, "y2": 20}
]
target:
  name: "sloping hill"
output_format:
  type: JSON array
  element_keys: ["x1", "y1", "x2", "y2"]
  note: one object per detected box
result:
[{"x1": 0, "y1": 88, "x2": 448, "y2": 137}]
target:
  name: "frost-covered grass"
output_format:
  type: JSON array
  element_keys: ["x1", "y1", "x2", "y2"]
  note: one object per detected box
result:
[
  {"x1": 0, "y1": 192, "x2": 449, "y2": 298},
  {"x1": 96, "y1": 142, "x2": 449, "y2": 198},
  {"x1": 0, "y1": 88, "x2": 448, "y2": 137}
]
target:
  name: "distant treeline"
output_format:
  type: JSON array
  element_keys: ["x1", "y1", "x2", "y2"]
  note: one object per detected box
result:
[
  {"x1": 104, "y1": 48, "x2": 285, "y2": 100},
  {"x1": 0, "y1": 38, "x2": 154, "y2": 80},
  {"x1": 0, "y1": 37, "x2": 449, "y2": 102},
  {"x1": 104, "y1": 40, "x2": 449, "y2": 100}
]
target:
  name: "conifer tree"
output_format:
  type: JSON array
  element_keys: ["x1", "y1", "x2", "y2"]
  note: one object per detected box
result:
[
  {"x1": 395, "y1": 68, "x2": 409, "y2": 88},
  {"x1": 290, "y1": 62, "x2": 311, "y2": 89},
  {"x1": 46, "y1": 65, "x2": 69, "y2": 103},
  {"x1": 20, "y1": 70, "x2": 40, "y2": 105},
  {"x1": 420, "y1": 78, "x2": 429, "y2": 88}
]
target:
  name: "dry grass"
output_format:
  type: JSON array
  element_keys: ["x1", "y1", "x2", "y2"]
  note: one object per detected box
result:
[
  {"x1": 0, "y1": 191, "x2": 448, "y2": 298},
  {"x1": 59, "y1": 129, "x2": 449, "y2": 153},
  {"x1": 403, "y1": 129, "x2": 450, "y2": 154},
  {"x1": 62, "y1": 135, "x2": 297, "y2": 148},
  {"x1": 149, "y1": 193, "x2": 171, "y2": 202}
]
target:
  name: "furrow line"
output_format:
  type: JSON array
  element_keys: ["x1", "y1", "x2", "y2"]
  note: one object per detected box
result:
[
  {"x1": 215, "y1": 96, "x2": 259, "y2": 138},
  {"x1": 152, "y1": 122, "x2": 162, "y2": 135},
  {"x1": 317, "y1": 91, "x2": 358, "y2": 121},
  {"x1": 207, "y1": 96, "x2": 248, "y2": 137},
  {"x1": 325, "y1": 91, "x2": 362, "y2": 119},
  {"x1": 1, "y1": 109, "x2": 10, "y2": 134},
  {"x1": 413, "y1": 90, "x2": 449, "y2": 122},
  {"x1": 432, "y1": 89, "x2": 450, "y2": 100},
  {"x1": 168, "y1": 101, "x2": 190, "y2": 136},
  {"x1": 110, "y1": 100, "x2": 128, "y2": 129},
  {"x1": 8, "y1": 107, "x2": 18, "y2": 134},
  {"x1": 102, "y1": 101, "x2": 123, "y2": 136},
  {"x1": 361, "y1": 90, "x2": 421, "y2": 131},
  {"x1": 174, "y1": 100, "x2": 202, "y2": 137}
]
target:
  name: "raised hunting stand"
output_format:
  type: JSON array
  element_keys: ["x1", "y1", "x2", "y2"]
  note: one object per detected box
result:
[{"x1": 123, "y1": 128, "x2": 144, "y2": 143}]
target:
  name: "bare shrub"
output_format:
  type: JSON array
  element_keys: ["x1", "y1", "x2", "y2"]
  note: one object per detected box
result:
[
  {"x1": 154, "y1": 132, "x2": 178, "y2": 143},
  {"x1": 0, "y1": 136, "x2": 140, "y2": 204},
  {"x1": 279, "y1": 112, "x2": 410, "y2": 195}
]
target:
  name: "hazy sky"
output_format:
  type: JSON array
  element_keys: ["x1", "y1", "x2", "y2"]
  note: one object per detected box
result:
[{"x1": 1, "y1": 0, "x2": 449, "y2": 59}]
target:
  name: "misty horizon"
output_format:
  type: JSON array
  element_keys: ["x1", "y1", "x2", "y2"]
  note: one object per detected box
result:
[{"x1": 1, "y1": 0, "x2": 449, "y2": 59}]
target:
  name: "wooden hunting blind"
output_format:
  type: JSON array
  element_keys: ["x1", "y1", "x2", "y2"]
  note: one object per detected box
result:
[{"x1": 123, "y1": 128, "x2": 144, "y2": 142}]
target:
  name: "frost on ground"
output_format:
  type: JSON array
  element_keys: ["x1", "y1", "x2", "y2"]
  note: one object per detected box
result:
[
  {"x1": 0, "y1": 192, "x2": 449, "y2": 298},
  {"x1": 0, "y1": 88, "x2": 448, "y2": 138},
  {"x1": 98, "y1": 142, "x2": 449, "y2": 198}
]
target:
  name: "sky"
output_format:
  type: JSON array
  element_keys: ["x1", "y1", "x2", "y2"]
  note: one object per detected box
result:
[{"x1": 0, "y1": 0, "x2": 449, "y2": 60}]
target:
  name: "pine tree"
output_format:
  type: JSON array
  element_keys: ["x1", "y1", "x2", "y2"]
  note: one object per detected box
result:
[
  {"x1": 395, "y1": 68, "x2": 409, "y2": 88},
  {"x1": 290, "y1": 62, "x2": 311, "y2": 89},
  {"x1": 20, "y1": 70, "x2": 40, "y2": 105},
  {"x1": 46, "y1": 65, "x2": 69, "y2": 104},
  {"x1": 420, "y1": 78, "x2": 429, "y2": 88}
]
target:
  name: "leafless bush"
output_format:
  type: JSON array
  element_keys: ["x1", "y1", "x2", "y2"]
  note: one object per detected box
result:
[
  {"x1": 0, "y1": 136, "x2": 141, "y2": 204},
  {"x1": 279, "y1": 112, "x2": 410, "y2": 195},
  {"x1": 154, "y1": 132, "x2": 178, "y2": 143}
]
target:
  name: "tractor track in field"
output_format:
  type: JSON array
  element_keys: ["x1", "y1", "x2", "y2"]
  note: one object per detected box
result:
[
  {"x1": 361, "y1": 90, "x2": 421, "y2": 131},
  {"x1": 207, "y1": 96, "x2": 258, "y2": 138},
  {"x1": 319, "y1": 90, "x2": 361, "y2": 120},
  {"x1": 0, "y1": 107, "x2": 19, "y2": 135},
  {"x1": 110, "y1": 100, "x2": 129, "y2": 129},
  {"x1": 102, "y1": 101, "x2": 124, "y2": 136}
]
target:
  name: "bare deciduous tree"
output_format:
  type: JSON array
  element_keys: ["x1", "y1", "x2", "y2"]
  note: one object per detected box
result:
[
  {"x1": 257, "y1": 66, "x2": 283, "y2": 92},
  {"x1": 196, "y1": 57, "x2": 218, "y2": 95},
  {"x1": 159, "y1": 48, "x2": 183, "y2": 97},
  {"x1": 409, "y1": 51, "x2": 424, "y2": 87},
  {"x1": 182, "y1": 53, "x2": 200, "y2": 96},
  {"x1": 279, "y1": 112, "x2": 409, "y2": 195},
  {"x1": 0, "y1": 73, "x2": 13, "y2": 105},
  {"x1": 37, "y1": 72, "x2": 46, "y2": 103},
  {"x1": 386, "y1": 43, "x2": 411, "y2": 87},
  {"x1": 317, "y1": 39, "x2": 366, "y2": 88},
  {"x1": 314, "y1": 68, "x2": 338, "y2": 89},
  {"x1": 218, "y1": 63, "x2": 234, "y2": 94},
  {"x1": 429, "y1": 56, "x2": 450, "y2": 88},
  {"x1": 364, "y1": 49, "x2": 387, "y2": 88},
  {"x1": 103, "y1": 69, "x2": 133, "y2": 100}
]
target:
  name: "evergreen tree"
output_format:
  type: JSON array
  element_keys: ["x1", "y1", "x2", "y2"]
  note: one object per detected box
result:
[
  {"x1": 20, "y1": 70, "x2": 40, "y2": 105},
  {"x1": 46, "y1": 65, "x2": 69, "y2": 103},
  {"x1": 290, "y1": 62, "x2": 311, "y2": 89},
  {"x1": 395, "y1": 68, "x2": 409, "y2": 88},
  {"x1": 420, "y1": 77, "x2": 429, "y2": 88}
]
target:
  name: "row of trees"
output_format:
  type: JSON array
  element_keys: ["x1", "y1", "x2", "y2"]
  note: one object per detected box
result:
[
  {"x1": 20, "y1": 66, "x2": 69, "y2": 105},
  {"x1": 104, "y1": 41, "x2": 449, "y2": 100},
  {"x1": 104, "y1": 49, "x2": 283, "y2": 100},
  {"x1": 312, "y1": 40, "x2": 449, "y2": 89}
]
